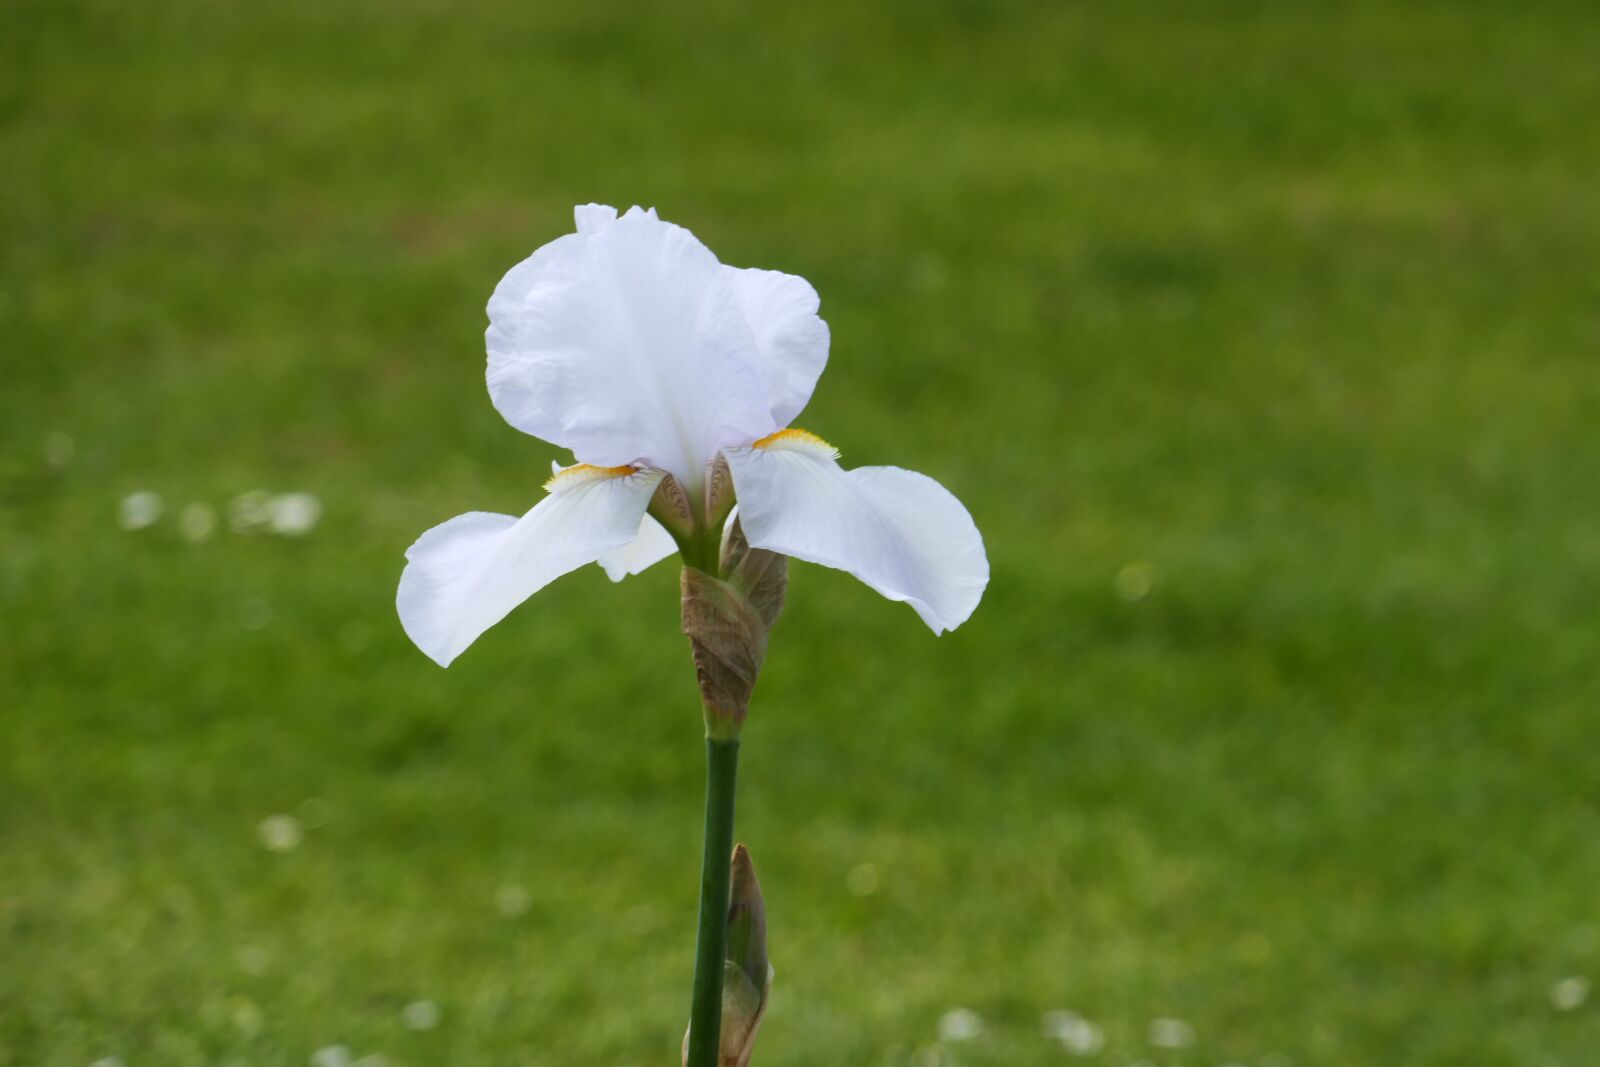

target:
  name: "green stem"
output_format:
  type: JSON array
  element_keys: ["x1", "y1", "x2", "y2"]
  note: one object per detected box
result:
[{"x1": 686, "y1": 736, "x2": 740, "y2": 1067}]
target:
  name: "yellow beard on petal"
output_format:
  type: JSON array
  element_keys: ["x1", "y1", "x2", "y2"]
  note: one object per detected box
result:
[
  {"x1": 544, "y1": 463, "x2": 639, "y2": 492},
  {"x1": 750, "y1": 428, "x2": 840, "y2": 460}
]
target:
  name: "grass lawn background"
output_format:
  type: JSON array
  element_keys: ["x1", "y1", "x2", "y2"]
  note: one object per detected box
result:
[{"x1": 4, "y1": 1, "x2": 1599, "y2": 1064}]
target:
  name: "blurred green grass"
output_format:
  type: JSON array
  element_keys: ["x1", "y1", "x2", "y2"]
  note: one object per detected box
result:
[{"x1": 4, "y1": 1, "x2": 1600, "y2": 1064}]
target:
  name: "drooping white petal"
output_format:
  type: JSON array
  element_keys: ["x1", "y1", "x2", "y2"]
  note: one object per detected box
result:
[
  {"x1": 723, "y1": 431, "x2": 988, "y2": 633},
  {"x1": 723, "y1": 266, "x2": 829, "y2": 427},
  {"x1": 548, "y1": 456, "x2": 678, "y2": 580},
  {"x1": 596, "y1": 513, "x2": 679, "y2": 582},
  {"x1": 486, "y1": 205, "x2": 775, "y2": 488},
  {"x1": 397, "y1": 467, "x2": 664, "y2": 666}
]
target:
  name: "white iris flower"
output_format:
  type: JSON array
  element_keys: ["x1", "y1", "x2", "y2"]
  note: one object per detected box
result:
[{"x1": 398, "y1": 204, "x2": 988, "y2": 666}]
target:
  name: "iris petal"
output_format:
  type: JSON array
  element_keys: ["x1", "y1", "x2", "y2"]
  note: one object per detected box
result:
[
  {"x1": 722, "y1": 266, "x2": 829, "y2": 427},
  {"x1": 722, "y1": 435, "x2": 988, "y2": 633},
  {"x1": 597, "y1": 513, "x2": 679, "y2": 582},
  {"x1": 486, "y1": 206, "x2": 776, "y2": 487},
  {"x1": 397, "y1": 468, "x2": 664, "y2": 666}
]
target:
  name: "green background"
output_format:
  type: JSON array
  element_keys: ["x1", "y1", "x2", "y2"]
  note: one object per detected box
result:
[{"x1": 4, "y1": 1, "x2": 1599, "y2": 1064}]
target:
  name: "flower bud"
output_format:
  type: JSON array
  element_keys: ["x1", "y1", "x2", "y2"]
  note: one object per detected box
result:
[
  {"x1": 681, "y1": 520, "x2": 786, "y2": 738},
  {"x1": 684, "y1": 844, "x2": 772, "y2": 1067},
  {"x1": 725, "y1": 843, "x2": 768, "y2": 994},
  {"x1": 705, "y1": 454, "x2": 737, "y2": 533},
  {"x1": 649, "y1": 472, "x2": 698, "y2": 539}
]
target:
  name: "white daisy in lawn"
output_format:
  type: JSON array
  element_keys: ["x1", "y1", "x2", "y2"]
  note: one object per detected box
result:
[{"x1": 398, "y1": 204, "x2": 988, "y2": 667}]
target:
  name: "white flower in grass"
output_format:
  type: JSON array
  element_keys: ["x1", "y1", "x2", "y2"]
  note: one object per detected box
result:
[
  {"x1": 403, "y1": 999, "x2": 441, "y2": 1030},
  {"x1": 230, "y1": 490, "x2": 273, "y2": 532},
  {"x1": 1148, "y1": 1016, "x2": 1194, "y2": 1049},
  {"x1": 938, "y1": 1007, "x2": 983, "y2": 1042},
  {"x1": 398, "y1": 204, "x2": 988, "y2": 666},
  {"x1": 119, "y1": 490, "x2": 162, "y2": 530},
  {"x1": 258, "y1": 813, "x2": 303, "y2": 852},
  {"x1": 1551, "y1": 975, "x2": 1589, "y2": 1011},
  {"x1": 845, "y1": 861, "x2": 881, "y2": 896},
  {"x1": 270, "y1": 492, "x2": 322, "y2": 536},
  {"x1": 1043, "y1": 1010, "x2": 1104, "y2": 1055},
  {"x1": 495, "y1": 883, "x2": 531, "y2": 917},
  {"x1": 179, "y1": 502, "x2": 217, "y2": 543},
  {"x1": 309, "y1": 1048, "x2": 352, "y2": 1067}
]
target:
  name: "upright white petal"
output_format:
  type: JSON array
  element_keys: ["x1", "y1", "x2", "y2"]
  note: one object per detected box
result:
[
  {"x1": 596, "y1": 513, "x2": 679, "y2": 582},
  {"x1": 573, "y1": 203, "x2": 618, "y2": 233},
  {"x1": 723, "y1": 267, "x2": 829, "y2": 427},
  {"x1": 397, "y1": 467, "x2": 664, "y2": 666},
  {"x1": 723, "y1": 432, "x2": 988, "y2": 633},
  {"x1": 487, "y1": 205, "x2": 775, "y2": 488}
]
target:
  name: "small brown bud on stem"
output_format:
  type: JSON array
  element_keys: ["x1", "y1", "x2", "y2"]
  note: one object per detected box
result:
[{"x1": 685, "y1": 844, "x2": 772, "y2": 1067}]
